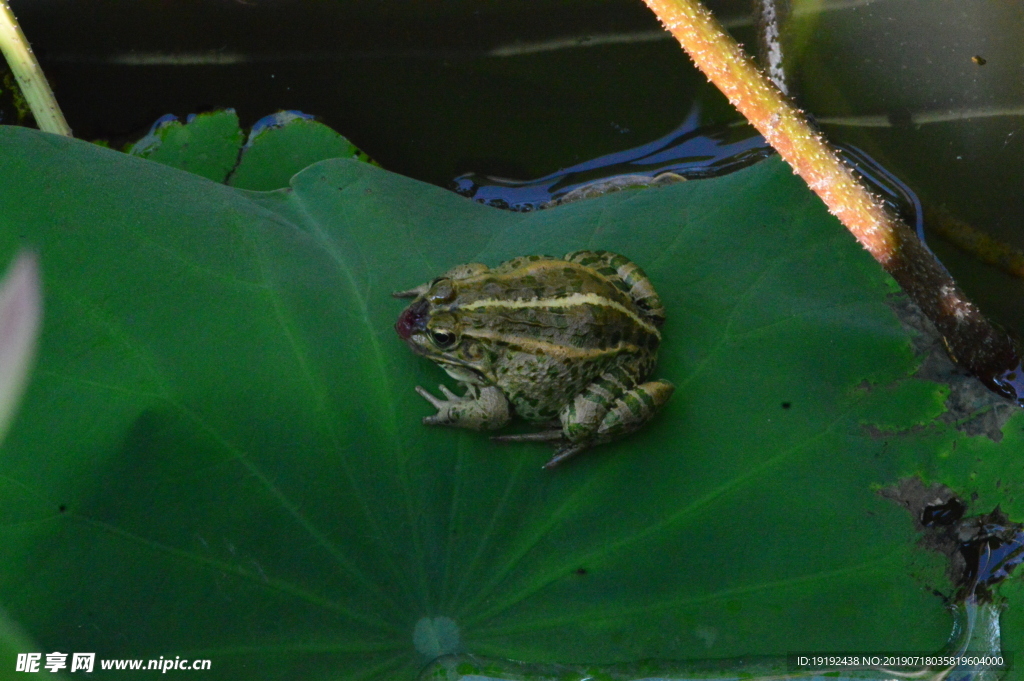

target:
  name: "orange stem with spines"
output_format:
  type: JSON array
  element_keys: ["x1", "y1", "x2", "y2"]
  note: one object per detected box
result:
[
  {"x1": 641, "y1": 0, "x2": 1021, "y2": 396},
  {"x1": 643, "y1": 0, "x2": 903, "y2": 260}
]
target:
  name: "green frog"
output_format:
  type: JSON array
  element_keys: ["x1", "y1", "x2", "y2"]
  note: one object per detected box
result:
[{"x1": 394, "y1": 250, "x2": 674, "y2": 468}]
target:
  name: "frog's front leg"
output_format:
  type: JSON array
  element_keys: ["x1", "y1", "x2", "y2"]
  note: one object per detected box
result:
[{"x1": 416, "y1": 383, "x2": 512, "y2": 431}]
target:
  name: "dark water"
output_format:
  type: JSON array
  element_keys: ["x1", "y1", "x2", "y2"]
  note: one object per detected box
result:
[
  {"x1": 450, "y1": 113, "x2": 927, "y2": 246},
  {"x1": 451, "y1": 112, "x2": 773, "y2": 211},
  {"x1": 5, "y1": 0, "x2": 1022, "y2": 335}
]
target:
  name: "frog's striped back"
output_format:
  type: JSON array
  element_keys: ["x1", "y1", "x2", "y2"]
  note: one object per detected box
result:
[{"x1": 448, "y1": 257, "x2": 661, "y2": 359}]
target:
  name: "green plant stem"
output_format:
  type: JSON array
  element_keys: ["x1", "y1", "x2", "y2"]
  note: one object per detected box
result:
[
  {"x1": 0, "y1": 1, "x2": 70, "y2": 136},
  {"x1": 640, "y1": 0, "x2": 1022, "y2": 396}
]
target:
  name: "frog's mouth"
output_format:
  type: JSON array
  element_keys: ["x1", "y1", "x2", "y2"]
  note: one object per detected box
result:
[{"x1": 395, "y1": 299, "x2": 429, "y2": 341}]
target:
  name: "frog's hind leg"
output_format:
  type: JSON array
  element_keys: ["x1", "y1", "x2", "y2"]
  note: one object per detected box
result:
[
  {"x1": 563, "y1": 250, "x2": 665, "y2": 326},
  {"x1": 555, "y1": 370, "x2": 675, "y2": 467},
  {"x1": 592, "y1": 379, "x2": 674, "y2": 442},
  {"x1": 560, "y1": 364, "x2": 640, "y2": 442},
  {"x1": 493, "y1": 373, "x2": 674, "y2": 469}
]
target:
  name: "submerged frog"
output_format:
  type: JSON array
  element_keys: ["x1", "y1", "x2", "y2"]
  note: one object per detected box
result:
[{"x1": 393, "y1": 250, "x2": 674, "y2": 468}]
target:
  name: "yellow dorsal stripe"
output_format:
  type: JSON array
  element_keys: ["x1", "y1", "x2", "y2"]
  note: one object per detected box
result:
[
  {"x1": 483, "y1": 258, "x2": 574, "y2": 279},
  {"x1": 462, "y1": 328, "x2": 642, "y2": 359},
  {"x1": 459, "y1": 292, "x2": 661, "y2": 338},
  {"x1": 467, "y1": 259, "x2": 599, "y2": 286}
]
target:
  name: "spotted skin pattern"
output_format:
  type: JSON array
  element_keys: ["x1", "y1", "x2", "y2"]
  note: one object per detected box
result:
[{"x1": 394, "y1": 250, "x2": 674, "y2": 468}]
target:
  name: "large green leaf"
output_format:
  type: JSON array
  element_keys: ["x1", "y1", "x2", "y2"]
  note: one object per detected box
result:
[{"x1": 0, "y1": 125, "x2": 1018, "y2": 680}]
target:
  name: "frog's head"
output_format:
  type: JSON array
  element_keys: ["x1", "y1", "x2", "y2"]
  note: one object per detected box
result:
[{"x1": 394, "y1": 277, "x2": 494, "y2": 385}]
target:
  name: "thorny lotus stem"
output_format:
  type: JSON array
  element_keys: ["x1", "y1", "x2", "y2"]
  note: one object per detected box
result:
[
  {"x1": 0, "y1": 1, "x2": 70, "y2": 136},
  {"x1": 641, "y1": 0, "x2": 1023, "y2": 400}
]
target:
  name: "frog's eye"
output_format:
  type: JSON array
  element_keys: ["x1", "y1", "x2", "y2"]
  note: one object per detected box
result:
[
  {"x1": 429, "y1": 328, "x2": 457, "y2": 348},
  {"x1": 427, "y1": 279, "x2": 456, "y2": 304}
]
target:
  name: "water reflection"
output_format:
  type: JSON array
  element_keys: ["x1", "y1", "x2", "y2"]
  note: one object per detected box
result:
[
  {"x1": 451, "y1": 112, "x2": 773, "y2": 212},
  {"x1": 452, "y1": 113, "x2": 928, "y2": 244}
]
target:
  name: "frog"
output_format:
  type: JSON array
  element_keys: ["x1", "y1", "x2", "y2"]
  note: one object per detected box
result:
[{"x1": 393, "y1": 250, "x2": 674, "y2": 468}]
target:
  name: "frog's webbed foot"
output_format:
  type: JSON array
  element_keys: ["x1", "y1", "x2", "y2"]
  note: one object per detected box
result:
[
  {"x1": 416, "y1": 384, "x2": 511, "y2": 431},
  {"x1": 491, "y1": 430, "x2": 586, "y2": 469},
  {"x1": 491, "y1": 430, "x2": 563, "y2": 443},
  {"x1": 415, "y1": 383, "x2": 460, "y2": 414},
  {"x1": 544, "y1": 443, "x2": 590, "y2": 469}
]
